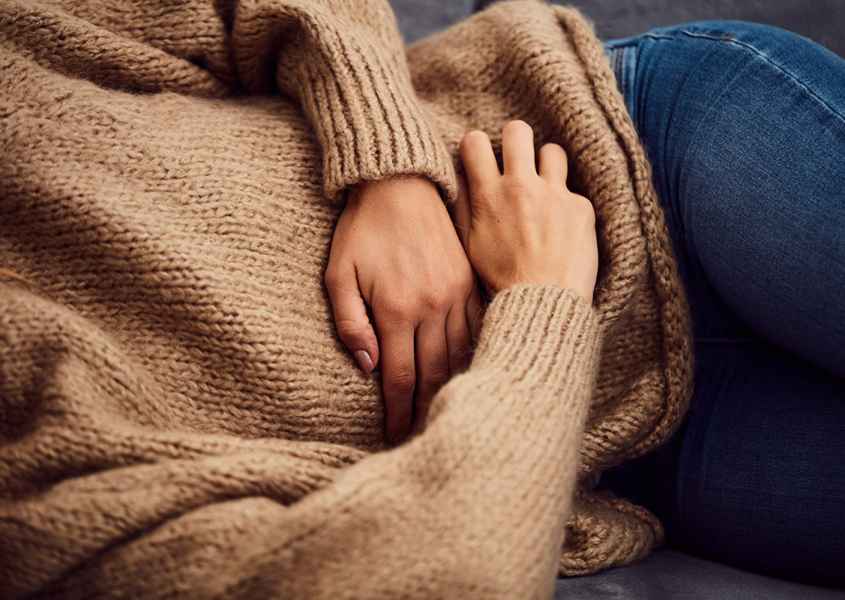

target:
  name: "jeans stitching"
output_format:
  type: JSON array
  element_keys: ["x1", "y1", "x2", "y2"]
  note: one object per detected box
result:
[
  {"x1": 608, "y1": 47, "x2": 618, "y2": 81},
  {"x1": 604, "y1": 33, "x2": 674, "y2": 51},
  {"x1": 677, "y1": 29, "x2": 845, "y2": 126}
]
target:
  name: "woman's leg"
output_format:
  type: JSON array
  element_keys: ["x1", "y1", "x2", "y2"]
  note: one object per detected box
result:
[{"x1": 600, "y1": 22, "x2": 845, "y2": 587}]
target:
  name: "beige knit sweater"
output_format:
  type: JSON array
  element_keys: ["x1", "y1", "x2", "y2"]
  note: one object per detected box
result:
[{"x1": 0, "y1": 0, "x2": 694, "y2": 597}]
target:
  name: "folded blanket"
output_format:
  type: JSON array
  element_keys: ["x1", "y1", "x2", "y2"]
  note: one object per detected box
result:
[{"x1": 0, "y1": 0, "x2": 694, "y2": 597}]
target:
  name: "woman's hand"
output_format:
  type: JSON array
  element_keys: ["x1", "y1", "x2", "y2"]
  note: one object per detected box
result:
[
  {"x1": 325, "y1": 175, "x2": 484, "y2": 446},
  {"x1": 454, "y1": 120, "x2": 599, "y2": 303}
]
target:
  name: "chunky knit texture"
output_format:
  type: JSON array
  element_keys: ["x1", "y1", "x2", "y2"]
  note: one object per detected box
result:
[{"x1": 0, "y1": 0, "x2": 694, "y2": 597}]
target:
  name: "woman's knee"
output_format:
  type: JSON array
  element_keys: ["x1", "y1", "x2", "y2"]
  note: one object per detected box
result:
[{"x1": 637, "y1": 19, "x2": 845, "y2": 116}]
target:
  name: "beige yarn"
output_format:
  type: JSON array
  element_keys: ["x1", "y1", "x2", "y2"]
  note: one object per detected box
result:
[
  {"x1": 408, "y1": 2, "x2": 694, "y2": 574},
  {"x1": 0, "y1": 0, "x2": 694, "y2": 597}
]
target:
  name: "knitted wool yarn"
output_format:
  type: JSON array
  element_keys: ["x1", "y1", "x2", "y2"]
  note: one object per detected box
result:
[
  {"x1": 407, "y1": 4, "x2": 695, "y2": 573},
  {"x1": 0, "y1": 0, "x2": 694, "y2": 596}
]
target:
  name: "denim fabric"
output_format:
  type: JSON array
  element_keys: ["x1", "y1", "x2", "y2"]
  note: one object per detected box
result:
[{"x1": 599, "y1": 22, "x2": 845, "y2": 587}]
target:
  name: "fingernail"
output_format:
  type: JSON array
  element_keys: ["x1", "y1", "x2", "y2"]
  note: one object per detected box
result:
[{"x1": 354, "y1": 350, "x2": 373, "y2": 374}]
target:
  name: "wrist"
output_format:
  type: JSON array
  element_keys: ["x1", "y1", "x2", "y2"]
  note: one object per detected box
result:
[{"x1": 347, "y1": 175, "x2": 438, "y2": 204}]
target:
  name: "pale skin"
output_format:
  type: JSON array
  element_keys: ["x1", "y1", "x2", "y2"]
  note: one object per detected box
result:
[{"x1": 325, "y1": 120, "x2": 599, "y2": 445}]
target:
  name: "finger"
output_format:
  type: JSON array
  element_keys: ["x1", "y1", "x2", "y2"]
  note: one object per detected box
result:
[
  {"x1": 446, "y1": 302, "x2": 473, "y2": 377},
  {"x1": 452, "y1": 173, "x2": 472, "y2": 249},
  {"x1": 502, "y1": 120, "x2": 536, "y2": 176},
  {"x1": 374, "y1": 314, "x2": 416, "y2": 446},
  {"x1": 459, "y1": 130, "x2": 500, "y2": 191},
  {"x1": 538, "y1": 142, "x2": 569, "y2": 185},
  {"x1": 465, "y1": 283, "x2": 484, "y2": 344},
  {"x1": 325, "y1": 263, "x2": 379, "y2": 373},
  {"x1": 413, "y1": 316, "x2": 450, "y2": 431}
]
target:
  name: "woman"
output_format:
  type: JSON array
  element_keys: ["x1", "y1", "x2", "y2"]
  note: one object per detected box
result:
[{"x1": 327, "y1": 13, "x2": 845, "y2": 588}]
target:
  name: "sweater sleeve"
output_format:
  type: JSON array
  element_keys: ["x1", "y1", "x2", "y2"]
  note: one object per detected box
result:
[
  {"x1": 231, "y1": 0, "x2": 459, "y2": 204},
  {"x1": 24, "y1": 285, "x2": 603, "y2": 599},
  {"x1": 36, "y1": 0, "x2": 459, "y2": 205}
]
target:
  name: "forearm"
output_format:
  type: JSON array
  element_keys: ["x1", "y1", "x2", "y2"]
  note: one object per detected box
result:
[
  {"x1": 276, "y1": 285, "x2": 602, "y2": 598},
  {"x1": 29, "y1": 285, "x2": 601, "y2": 599},
  {"x1": 31, "y1": 0, "x2": 457, "y2": 205}
]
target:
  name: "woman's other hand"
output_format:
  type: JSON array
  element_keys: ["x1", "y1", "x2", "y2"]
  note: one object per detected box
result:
[
  {"x1": 454, "y1": 120, "x2": 599, "y2": 304},
  {"x1": 325, "y1": 175, "x2": 484, "y2": 446}
]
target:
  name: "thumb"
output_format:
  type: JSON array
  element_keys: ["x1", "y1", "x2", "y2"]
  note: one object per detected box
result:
[
  {"x1": 452, "y1": 173, "x2": 472, "y2": 249},
  {"x1": 325, "y1": 265, "x2": 380, "y2": 374}
]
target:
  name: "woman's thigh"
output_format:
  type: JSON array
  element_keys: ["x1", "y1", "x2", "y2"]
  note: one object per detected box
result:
[
  {"x1": 607, "y1": 20, "x2": 845, "y2": 376},
  {"x1": 601, "y1": 21, "x2": 845, "y2": 586}
]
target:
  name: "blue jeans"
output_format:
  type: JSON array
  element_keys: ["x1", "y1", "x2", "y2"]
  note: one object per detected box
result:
[{"x1": 598, "y1": 22, "x2": 845, "y2": 587}]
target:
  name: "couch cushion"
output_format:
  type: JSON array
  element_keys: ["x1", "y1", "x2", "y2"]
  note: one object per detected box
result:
[
  {"x1": 476, "y1": 0, "x2": 844, "y2": 58},
  {"x1": 554, "y1": 549, "x2": 845, "y2": 599},
  {"x1": 390, "y1": 0, "x2": 475, "y2": 43}
]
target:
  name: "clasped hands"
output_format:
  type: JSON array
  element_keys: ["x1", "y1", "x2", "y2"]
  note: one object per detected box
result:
[{"x1": 325, "y1": 121, "x2": 599, "y2": 446}]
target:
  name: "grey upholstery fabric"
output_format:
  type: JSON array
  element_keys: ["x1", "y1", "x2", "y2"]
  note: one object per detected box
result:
[
  {"x1": 390, "y1": 0, "x2": 475, "y2": 43},
  {"x1": 477, "y1": 0, "x2": 845, "y2": 58},
  {"x1": 388, "y1": 1, "x2": 843, "y2": 597},
  {"x1": 553, "y1": 549, "x2": 845, "y2": 599},
  {"x1": 394, "y1": 0, "x2": 843, "y2": 58}
]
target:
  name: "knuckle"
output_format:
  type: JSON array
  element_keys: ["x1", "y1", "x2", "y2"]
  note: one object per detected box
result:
[
  {"x1": 421, "y1": 364, "x2": 450, "y2": 390},
  {"x1": 323, "y1": 266, "x2": 340, "y2": 288},
  {"x1": 388, "y1": 368, "x2": 416, "y2": 396},
  {"x1": 456, "y1": 269, "x2": 476, "y2": 294},
  {"x1": 333, "y1": 318, "x2": 362, "y2": 341},
  {"x1": 421, "y1": 285, "x2": 450, "y2": 311},
  {"x1": 324, "y1": 263, "x2": 354, "y2": 291},
  {"x1": 380, "y1": 293, "x2": 415, "y2": 321},
  {"x1": 472, "y1": 187, "x2": 498, "y2": 209},
  {"x1": 572, "y1": 194, "x2": 596, "y2": 221},
  {"x1": 452, "y1": 342, "x2": 473, "y2": 371},
  {"x1": 573, "y1": 194, "x2": 596, "y2": 216},
  {"x1": 502, "y1": 177, "x2": 534, "y2": 203}
]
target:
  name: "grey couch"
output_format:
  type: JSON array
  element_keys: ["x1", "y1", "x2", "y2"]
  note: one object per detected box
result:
[
  {"x1": 388, "y1": 1, "x2": 845, "y2": 598},
  {"x1": 393, "y1": 0, "x2": 844, "y2": 58}
]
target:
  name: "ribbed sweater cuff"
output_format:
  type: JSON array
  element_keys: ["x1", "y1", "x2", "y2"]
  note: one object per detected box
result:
[
  {"x1": 471, "y1": 284, "x2": 604, "y2": 388},
  {"x1": 295, "y1": 41, "x2": 458, "y2": 206}
]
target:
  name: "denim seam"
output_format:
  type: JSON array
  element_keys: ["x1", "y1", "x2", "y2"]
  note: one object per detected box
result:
[
  {"x1": 609, "y1": 47, "x2": 619, "y2": 83},
  {"x1": 677, "y1": 29, "x2": 845, "y2": 126},
  {"x1": 615, "y1": 47, "x2": 625, "y2": 99},
  {"x1": 604, "y1": 33, "x2": 674, "y2": 48}
]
